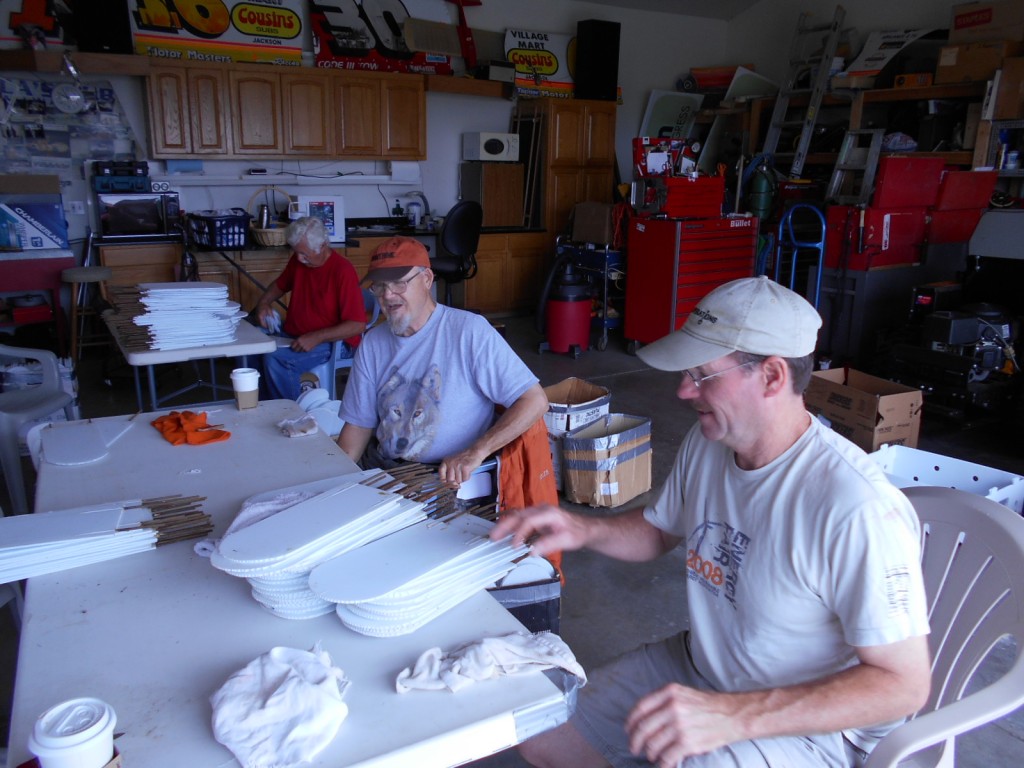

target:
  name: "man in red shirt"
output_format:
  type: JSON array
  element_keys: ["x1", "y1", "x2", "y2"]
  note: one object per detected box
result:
[{"x1": 255, "y1": 216, "x2": 365, "y2": 400}]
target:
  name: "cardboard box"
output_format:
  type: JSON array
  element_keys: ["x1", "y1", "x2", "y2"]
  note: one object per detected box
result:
[
  {"x1": 935, "y1": 40, "x2": 1024, "y2": 84},
  {"x1": 0, "y1": 202, "x2": 70, "y2": 250},
  {"x1": 572, "y1": 202, "x2": 615, "y2": 245},
  {"x1": 543, "y1": 377, "x2": 611, "y2": 490},
  {"x1": 563, "y1": 414, "x2": 652, "y2": 508},
  {"x1": 993, "y1": 58, "x2": 1024, "y2": 119},
  {"x1": 805, "y1": 369, "x2": 923, "y2": 453},
  {"x1": 543, "y1": 378, "x2": 611, "y2": 434},
  {"x1": 0, "y1": 174, "x2": 68, "y2": 251},
  {"x1": 950, "y1": 1, "x2": 1024, "y2": 43}
]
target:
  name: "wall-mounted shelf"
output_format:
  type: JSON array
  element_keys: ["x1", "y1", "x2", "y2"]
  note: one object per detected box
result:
[
  {"x1": 152, "y1": 175, "x2": 420, "y2": 187},
  {"x1": 0, "y1": 50, "x2": 151, "y2": 76},
  {"x1": 425, "y1": 74, "x2": 512, "y2": 99}
]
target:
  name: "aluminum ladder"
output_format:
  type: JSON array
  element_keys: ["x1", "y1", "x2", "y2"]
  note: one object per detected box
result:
[
  {"x1": 825, "y1": 128, "x2": 884, "y2": 205},
  {"x1": 760, "y1": 5, "x2": 846, "y2": 180}
]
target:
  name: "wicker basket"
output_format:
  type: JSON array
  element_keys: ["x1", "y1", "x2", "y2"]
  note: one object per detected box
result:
[
  {"x1": 247, "y1": 185, "x2": 294, "y2": 249},
  {"x1": 250, "y1": 223, "x2": 288, "y2": 247}
]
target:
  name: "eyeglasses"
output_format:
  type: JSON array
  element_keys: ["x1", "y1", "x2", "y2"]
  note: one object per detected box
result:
[
  {"x1": 369, "y1": 270, "x2": 424, "y2": 297},
  {"x1": 682, "y1": 360, "x2": 758, "y2": 390}
]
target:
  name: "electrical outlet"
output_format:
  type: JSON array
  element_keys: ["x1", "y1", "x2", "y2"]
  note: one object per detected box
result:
[{"x1": 64, "y1": 200, "x2": 86, "y2": 215}]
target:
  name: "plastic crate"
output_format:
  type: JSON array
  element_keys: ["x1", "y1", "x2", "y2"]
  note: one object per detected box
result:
[
  {"x1": 187, "y1": 208, "x2": 250, "y2": 249},
  {"x1": 870, "y1": 445, "x2": 1024, "y2": 514}
]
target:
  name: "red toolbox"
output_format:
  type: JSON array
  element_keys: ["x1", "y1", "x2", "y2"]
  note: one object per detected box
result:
[
  {"x1": 872, "y1": 156, "x2": 946, "y2": 208},
  {"x1": 825, "y1": 205, "x2": 927, "y2": 270},
  {"x1": 625, "y1": 215, "x2": 757, "y2": 345},
  {"x1": 925, "y1": 170, "x2": 998, "y2": 243},
  {"x1": 660, "y1": 175, "x2": 726, "y2": 219}
]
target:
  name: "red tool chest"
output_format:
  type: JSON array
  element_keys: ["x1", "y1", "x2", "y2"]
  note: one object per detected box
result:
[{"x1": 625, "y1": 216, "x2": 758, "y2": 345}]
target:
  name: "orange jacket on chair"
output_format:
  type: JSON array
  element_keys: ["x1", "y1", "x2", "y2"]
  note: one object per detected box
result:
[{"x1": 499, "y1": 417, "x2": 563, "y2": 580}]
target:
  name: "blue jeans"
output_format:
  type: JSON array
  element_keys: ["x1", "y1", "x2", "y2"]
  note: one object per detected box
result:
[{"x1": 261, "y1": 337, "x2": 354, "y2": 400}]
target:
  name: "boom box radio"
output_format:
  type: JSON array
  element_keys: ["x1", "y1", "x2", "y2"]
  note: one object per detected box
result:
[{"x1": 462, "y1": 133, "x2": 519, "y2": 162}]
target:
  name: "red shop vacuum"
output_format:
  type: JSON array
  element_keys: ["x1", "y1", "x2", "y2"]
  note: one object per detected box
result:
[{"x1": 537, "y1": 255, "x2": 591, "y2": 358}]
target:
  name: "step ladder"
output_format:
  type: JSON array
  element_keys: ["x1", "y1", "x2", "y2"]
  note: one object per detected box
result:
[
  {"x1": 760, "y1": 5, "x2": 846, "y2": 180},
  {"x1": 825, "y1": 128, "x2": 884, "y2": 205}
]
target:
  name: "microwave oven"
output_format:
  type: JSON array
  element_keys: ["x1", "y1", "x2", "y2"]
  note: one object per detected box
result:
[
  {"x1": 462, "y1": 132, "x2": 519, "y2": 162},
  {"x1": 96, "y1": 191, "x2": 181, "y2": 238}
]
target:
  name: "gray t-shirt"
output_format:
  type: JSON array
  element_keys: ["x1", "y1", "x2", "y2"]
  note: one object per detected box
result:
[{"x1": 339, "y1": 304, "x2": 538, "y2": 464}]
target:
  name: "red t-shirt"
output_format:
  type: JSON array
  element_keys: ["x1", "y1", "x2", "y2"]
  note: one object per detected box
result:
[{"x1": 276, "y1": 250, "x2": 364, "y2": 347}]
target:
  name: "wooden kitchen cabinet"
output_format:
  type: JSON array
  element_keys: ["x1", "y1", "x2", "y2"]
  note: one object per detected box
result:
[
  {"x1": 334, "y1": 72, "x2": 425, "y2": 159},
  {"x1": 148, "y1": 67, "x2": 231, "y2": 156},
  {"x1": 230, "y1": 68, "x2": 283, "y2": 155},
  {"x1": 282, "y1": 71, "x2": 334, "y2": 155},
  {"x1": 147, "y1": 62, "x2": 424, "y2": 160},
  {"x1": 196, "y1": 250, "x2": 292, "y2": 310},
  {"x1": 98, "y1": 242, "x2": 183, "y2": 289},
  {"x1": 513, "y1": 98, "x2": 617, "y2": 246},
  {"x1": 466, "y1": 231, "x2": 551, "y2": 315}
]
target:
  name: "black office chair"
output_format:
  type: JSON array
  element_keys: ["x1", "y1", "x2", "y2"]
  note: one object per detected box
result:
[{"x1": 431, "y1": 200, "x2": 483, "y2": 307}]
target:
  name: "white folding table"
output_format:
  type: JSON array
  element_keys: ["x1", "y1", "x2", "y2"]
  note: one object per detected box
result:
[
  {"x1": 7, "y1": 400, "x2": 573, "y2": 768},
  {"x1": 103, "y1": 313, "x2": 277, "y2": 412}
]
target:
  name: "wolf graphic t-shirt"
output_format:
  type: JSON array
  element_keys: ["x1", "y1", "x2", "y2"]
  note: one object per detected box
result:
[{"x1": 339, "y1": 305, "x2": 538, "y2": 464}]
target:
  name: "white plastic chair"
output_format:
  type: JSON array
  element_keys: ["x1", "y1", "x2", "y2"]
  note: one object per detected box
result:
[
  {"x1": 307, "y1": 288, "x2": 381, "y2": 401},
  {"x1": 864, "y1": 486, "x2": 1024, "y2": 767},
  {"x1": 0, "y1": 344, "x2": 76, "y2": 516}
]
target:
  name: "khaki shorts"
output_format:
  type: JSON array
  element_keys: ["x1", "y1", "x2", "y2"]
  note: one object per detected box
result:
[{"x1": 571, "y1": 632, "x2": 855, "y2": 767}]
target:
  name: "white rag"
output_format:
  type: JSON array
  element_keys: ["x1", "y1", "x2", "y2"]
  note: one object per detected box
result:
[
  {"x1": 395, "y1": 631, "x2": 587, "y2": 694},
  {"x1": 211, "y1": 643, "x2": 350, "y2": 768},
  {"x1": 277, "y1": 414, "x2": 319, "y2": 437}
]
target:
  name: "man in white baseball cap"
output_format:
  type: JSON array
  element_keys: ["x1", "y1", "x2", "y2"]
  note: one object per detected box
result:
[{"x1": 492, "y1": 276, "x2": 931, "y2": 768}]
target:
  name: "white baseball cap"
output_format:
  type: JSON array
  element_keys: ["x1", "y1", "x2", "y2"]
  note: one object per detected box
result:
[{"x1": 637, "y1": 276, "x2": 822, "y2": 372}]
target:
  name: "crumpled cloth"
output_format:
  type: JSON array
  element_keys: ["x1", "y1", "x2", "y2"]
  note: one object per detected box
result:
[
  {"x1": 211, "y1": 643, "x2": 350, "y2": 768},
  {"x1": 396, "y1": 631, "x2": 587, "y2": 694},
  {"x1": 151, "y1": 410, "x2": 230, "y2": 446},
  {"x1": 277, "y1": 414, "x2": 319, "y2": 437}
]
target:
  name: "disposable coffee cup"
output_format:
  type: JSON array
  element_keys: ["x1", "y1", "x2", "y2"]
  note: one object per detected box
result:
[
  {"x1": 28, "y1": 697, "x2": 116, "y2": 768},
  {"x1": 230, "y1": 367, "x2": 260, "y2": 410}
]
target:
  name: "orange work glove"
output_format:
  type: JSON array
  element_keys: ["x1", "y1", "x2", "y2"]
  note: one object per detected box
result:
[{"x1": 151, "y1": 410, "x2": 231, "y2": 446}]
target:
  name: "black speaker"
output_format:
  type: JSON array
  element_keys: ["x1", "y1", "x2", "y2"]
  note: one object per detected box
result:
[
  {"x1": 72, "y1": 1, "x2": 135, "y2": 55},
  {"x1": 574, "y1": 19, "x2": 620, "y2": 101}
]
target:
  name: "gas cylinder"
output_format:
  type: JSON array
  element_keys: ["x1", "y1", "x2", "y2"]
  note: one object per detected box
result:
[
  {"x1": 747, "y1": 162, "x2": 775, "y2": 220},
  {"x1": 544, "y1": 263, "x2": 591, "y2": 355}
]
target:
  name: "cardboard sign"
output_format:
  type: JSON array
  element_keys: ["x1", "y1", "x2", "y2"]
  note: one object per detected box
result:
[
  {"x1": 129, "y1": 0, "x2": 305, "y2": 65},
  {"x1": 505, "y1": 28, "x2": 574, "y2": 98},
  {"x1": 310, "y1": 0, "x2": 452, "y2": 74}
]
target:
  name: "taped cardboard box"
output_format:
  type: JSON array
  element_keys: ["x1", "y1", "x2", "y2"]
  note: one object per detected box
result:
[
  {"x1": 950, "y1": 1, "x2": 1024, "y2": 43},
  {"x1": 543, "y1": 377, "x2": 611, "y2": 490},
  {"x1": 563, "y1": 414, "x2": 652, "y2": 508},
  {"x1": 935, "y1": 40, "x2": 1024, "y2": 84},
  {"x1": 804, "y1": 369, "x2": 923, "y2": 453}
]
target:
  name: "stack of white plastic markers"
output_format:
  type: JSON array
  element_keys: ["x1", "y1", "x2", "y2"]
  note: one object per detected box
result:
[
  {"x1": 308, "y1": 515, "x2": 529, "y2": 637},
  {"x1": 210, "y1": 474, "x2": 427, "y2": 620},
  {"x1": 0, "y1": 495, "x2": 211, "y2": 583},
  {"x1": 133, "y1": 282, "x2": 247, "y2": 350}
]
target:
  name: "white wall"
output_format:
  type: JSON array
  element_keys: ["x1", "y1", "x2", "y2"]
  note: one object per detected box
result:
[{"x1": 5, "y1": 0, "x2": 958, "y2": 237}]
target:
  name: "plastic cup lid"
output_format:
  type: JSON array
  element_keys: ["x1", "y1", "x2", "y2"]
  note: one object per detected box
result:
[{"x1": 30, "y1": 697, "x2": 116, "y2": 751}]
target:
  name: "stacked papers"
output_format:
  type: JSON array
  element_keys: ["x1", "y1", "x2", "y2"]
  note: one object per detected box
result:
[
  {"x1": 309, "y1": 516, "x2": 529, "y2": 637},
  {"x1": 211, "y1": 477, "x2": 427, "y2": 620},
  {"x1": 134, "y1": 282, "x2": 246, "y2": 351},
  {"x1": 0, "y1": 496, "x2": 212, "y2": 583}
]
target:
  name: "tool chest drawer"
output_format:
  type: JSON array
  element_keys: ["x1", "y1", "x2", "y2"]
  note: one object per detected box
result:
[{"x1": 625, "y1": 216, "x2": 757, "y2": 345}]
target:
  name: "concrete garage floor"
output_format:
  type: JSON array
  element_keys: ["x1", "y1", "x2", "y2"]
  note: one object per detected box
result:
[{"x1": 2, "y1": 313, "x2": 1023, "y2": 767}]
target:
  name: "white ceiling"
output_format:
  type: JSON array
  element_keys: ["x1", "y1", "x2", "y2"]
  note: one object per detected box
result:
[{"x1": 577, "y1": 0, "x2": 763, "y2": 21}]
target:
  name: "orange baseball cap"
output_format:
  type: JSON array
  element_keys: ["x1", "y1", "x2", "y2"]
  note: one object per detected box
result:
[{"x1": 364, "y1": 236, "x2": 431, "y2": 282}]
